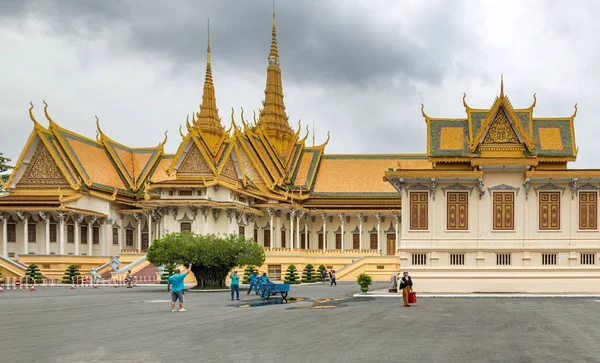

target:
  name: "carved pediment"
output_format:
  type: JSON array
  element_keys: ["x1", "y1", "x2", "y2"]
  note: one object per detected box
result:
[
  {"x1": 18, "y1": 142, "x2": 68, "y2": 186},
  {"x1": 480, "y1": 107, "x2": 523, "y2": 149},
  {"x1": 178, "y1": 144, "x2": 213, "y2": 175}
]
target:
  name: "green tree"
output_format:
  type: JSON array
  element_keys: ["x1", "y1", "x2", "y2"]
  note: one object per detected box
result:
[
  {"x1": 242, "y1": 264, "x2": 256, "y2": 284},
  {"x1": 301, "y1": 264, "x2": 318, "y2": 283},
  {"x1": 160, "y1": 263, "x2": 176, "y2": 284},
  {"x1": 62, "y1": 264, "x2": 81, "y2": 284},
  {"x1": 147, "y1": 232, "x2": 265, "y2": 288},
  {"x1": 25, "y1": 264, "x2": 43, "y2": 284},
  {"x1": 284, "y1": 264, "x2": 301, "y2": 284},
  {"x1": 0, "y1": 152, "x2": 12, "y2": 190}
]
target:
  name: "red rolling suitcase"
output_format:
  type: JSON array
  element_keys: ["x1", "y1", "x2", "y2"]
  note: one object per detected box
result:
[{"x1": 409, "y1": 291, "x2": 417, "y2": 304}]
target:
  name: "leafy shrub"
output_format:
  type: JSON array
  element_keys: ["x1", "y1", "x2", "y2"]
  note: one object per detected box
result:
[
  {"x1": 357, "y1": 272, "x2": 372, "y2": 288},
  {"x1": 62, "y1": 264, "x2": 81, "y2": 284},
  {"x1": 25, "y1": 264, "x2": 43, "y2": 284},
  {"x1": 284, "y1": 264, "x2": 301, "y2": 284},
  {"x1": 301, "y1": 264, "x2": 318, "y2": 283}
]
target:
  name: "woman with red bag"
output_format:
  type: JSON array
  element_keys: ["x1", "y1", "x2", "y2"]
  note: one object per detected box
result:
[{"x1": 400, "y1": 271, "x2": 414, "y2": 307}]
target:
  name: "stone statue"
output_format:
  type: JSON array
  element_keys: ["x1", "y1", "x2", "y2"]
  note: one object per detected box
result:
[
  {"x1": 157, "y1": 264, "x2": 165, "y2": 279},
  {"x1": 90, "y1": 267, "x2": 102, "y2": 282},
  {"x1": 109, "y1": 256, "x2": 121, "y2": 272},
  {"x1": 390, "y1": 274, "x2": 398, "y2": 293}
]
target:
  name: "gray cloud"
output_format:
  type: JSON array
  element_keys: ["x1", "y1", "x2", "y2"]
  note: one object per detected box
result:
[
  {"x1": 0, "y1": 0, "x2": 598, "y2": 171},
  {"x1": 0, "y1": 0, "x2": 474, "y2": 88}
]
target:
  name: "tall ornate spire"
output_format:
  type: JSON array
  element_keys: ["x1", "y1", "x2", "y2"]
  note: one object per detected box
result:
[
  {"x1": 195, "y1": 19, "x2": 224, "y2": 148},
  {"x1": 257, "y1": 10, "x2": 295, "y2": 156}
]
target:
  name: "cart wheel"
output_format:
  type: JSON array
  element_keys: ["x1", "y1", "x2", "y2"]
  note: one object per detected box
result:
[
  {"x1": 281, "y1": 291, "x2": 288, "y2": 303},
  {"x1": 262, "y1": 289, "x2": 270, "y2": 299}
]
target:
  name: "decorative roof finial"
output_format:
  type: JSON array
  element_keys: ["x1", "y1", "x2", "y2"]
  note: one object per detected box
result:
[
  {"x1": 42, "y1": 100, "x2": 56, "y2": 126},
  {"x1": 269, "y1": 3, "x2": 279, "y2": 65},
  {"x1": 28, "y1": 102, "x2": 39, "y2": 125},
  {"x1": 179, "y1": 125, "x2": 185, "y2": 140},
  {"x1": 95, "y1": 115, "x2": 103, "y2": 137},
  {"x1": 500, "y1": 74, "x2": 504, "y2": 98},
  {"x1": 572, "y1": 103, "x2": 578, "y2": 118},
  {"x1": 160, "y1": 130, "x2": 168, "y2": 147},
  {"x1": 420, "y1": 103, "x2": 430, "y2": 121},
  {"x1": 207, "y1": 18, "x2": 211, "y2": 64},
  {"x1": 531, "y1": 93, "x2": 537, "y2": 108}
]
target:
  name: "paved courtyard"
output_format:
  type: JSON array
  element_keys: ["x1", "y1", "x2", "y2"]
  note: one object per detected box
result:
[{"x1": 1, "y1": 282, "x2": 600, "y2": 363}]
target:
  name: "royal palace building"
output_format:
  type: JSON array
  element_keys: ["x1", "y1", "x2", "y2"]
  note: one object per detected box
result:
[{"x1": 1, "y1": 14, "x2": 599, "y2": 292}]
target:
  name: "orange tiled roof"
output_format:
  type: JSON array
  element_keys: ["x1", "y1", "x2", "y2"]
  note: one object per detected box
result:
[
  {"x1": 56, "y1": 131, "x2": 127, "y2": 191},
  {"x1": 311, "y1": 155, "x2": 430, "y2": 196},
  {"x1": 149, "y1": 155, "x2": 175, "y2": 183}
]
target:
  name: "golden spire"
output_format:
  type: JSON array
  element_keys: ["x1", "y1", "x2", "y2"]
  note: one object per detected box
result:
[
  {"x1": 257, "y1": 9, "x2": 295, "y2": 156},
  {"x1": 195, "y1": 18, "x2": 224, "y2": 149},
  {"x1": 500, "y1": 74, "x2": 504, "y2": 98}
]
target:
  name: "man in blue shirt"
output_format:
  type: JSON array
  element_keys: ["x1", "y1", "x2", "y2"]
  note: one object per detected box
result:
[
  {"x1": 167, "y1": 263, "x2": 192, "y2": 312},
  {"x1": 247, "y1": 270, "x2": 259, "y2": 295},
  {"x1": 259, "y1": 271, "x2": 270, "y2": 284}
]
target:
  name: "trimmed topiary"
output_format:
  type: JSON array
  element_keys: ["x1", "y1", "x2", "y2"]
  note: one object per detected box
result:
[
  {"x1": 284, "y1": 264, "x2": 301, "y2": 284},
  {"x1": 242, "y1": 264, "x2": 256, "y2": 284},
  {"x1": 25, "y1": 264, "x2": 43, "y2": 284},
  {"x1": 62, "y1": 264, "x2": 81, "y2": 284},
  {"x1": 160, "y1": 264, "x2": 175, "y2": 284},
  {"x1": 301, "y1": 264, "x2": 318, "y2": 283}
]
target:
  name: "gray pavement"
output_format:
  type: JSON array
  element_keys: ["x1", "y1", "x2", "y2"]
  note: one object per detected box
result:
[{"x1": 1, "y1": 281, "x2": 600, "y2": 363}]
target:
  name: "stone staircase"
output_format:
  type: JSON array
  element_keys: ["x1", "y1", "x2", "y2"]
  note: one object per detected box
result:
[{"x1": 335, "y1": 256, "x2": 401, "y2": 281}]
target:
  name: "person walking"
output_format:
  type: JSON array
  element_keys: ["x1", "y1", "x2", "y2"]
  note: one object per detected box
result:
[
  {"x1": 167, "y1": 263, "x2": 192, "y2": 312},
  {"x1": 321, "y1": 269, "x2": 327, "y2": 284},
  {"x1": 400, "y1": 271, "x2": 413, "y2": 307},
  {"x1": 230, "y1": 270, "x2": 240, "y2": 301},
  {"x1": 247, "y1": 270, "x2": 259, "y2": 295},
  {"x1": 125, "y1": 270, "x2": 133, "y2": 288},
  {"x1": 329, "y1": 270, "x2": 337, "y2": 287}
]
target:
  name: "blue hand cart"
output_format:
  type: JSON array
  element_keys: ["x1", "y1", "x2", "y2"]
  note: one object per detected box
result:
[{"x1": 259, "y1": 282, "x2": 290, "y2": 303}]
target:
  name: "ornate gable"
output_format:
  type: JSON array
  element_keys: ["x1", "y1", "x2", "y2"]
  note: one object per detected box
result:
[
  {"x1": 18, "y1": 142, "x2": 69, "y2": 186},
  {"x1": 178, "y1": 144, "x2": 213, "y2": 175},
  {"x1": 219, "y1": 156, "x2": 239, "y2": 181},
  {"x1": 481, "y1": 107, "x2": 520, "y2": 146}
]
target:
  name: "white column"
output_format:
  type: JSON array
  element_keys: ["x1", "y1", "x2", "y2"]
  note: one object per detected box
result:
[
  {"x1": 296, "y1": 212, "x2": 301, "y2": 250},
  {"x1": 155, "y1": 217, "x2": 160, "y2": 240},
  {"x1": 394, "y1": 211, "x2": 400, "y2": 254},
  {"x1": 339, "y1": 213, "x2": 345, "y2": 252},
  {"x1": 304, "y1": 215, "x2": 308, "y2": 250},
  {"x1": 289, "y1": 209, "x2": 295, "y2": 251},
  {"x1": 17, "y1": 212, "x2": 29, "y2": 255},
  {"x1": 1, "y1": 214, "x2": 7, "y2": 257},
  {"x1": 59, "y1": 216, "x2": 65, "y2": 254},
  {"x1": 268, "y1": 208, "x2": 274, "y2": 251},
  {"x1": 102, "y1": 220, "x2": 111, "y2": 256},
  {"x1": 88, "y1": 220, "x2": 93, "y2": 256},
  {"x1": 147, "y1": 212, "x2": 153, "y2": 248},
  {"x1": 376, "y1": 212, "x2": 381, "y2": 253},
  {"x1": 321, "y1": 213, "x2": 326, "y2": 251},
  {"x1": 133, "y1": 213, "x2": 142, "y2": 252},
  {"x1": 74, "y1": 215, "x2": 81, "y2": 255},
  {"x1": 44, "y1": 214, "x2": 50, "y2": 254},
  {"x1": 99, "y1": 219, "x2": 106, "y2": 256},
  {"x1": 137, "y1": 221, "x2": 141, "y2": 252},
  {"x1": 357, "y1": 212, "x2": 363, "y2": 252},
  {"x1": 57, "y1": 213, "x2": 66, "y2": 255}
]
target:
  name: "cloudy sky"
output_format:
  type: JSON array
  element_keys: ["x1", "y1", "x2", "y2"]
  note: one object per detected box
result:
[{"x1": 0, "y1": 0, "x2": 598, "y2": 168}]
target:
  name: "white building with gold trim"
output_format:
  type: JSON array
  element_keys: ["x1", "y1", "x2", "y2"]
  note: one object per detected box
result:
[{"x1": 1, "y1": 14, "x2": 599, "y2": 292}]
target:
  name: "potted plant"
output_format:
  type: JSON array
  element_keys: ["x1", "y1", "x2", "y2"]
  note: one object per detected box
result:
[{"x1": 356, "y1": 273, "x2": 372, "y2": 294}]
